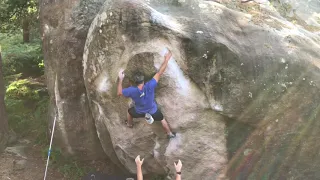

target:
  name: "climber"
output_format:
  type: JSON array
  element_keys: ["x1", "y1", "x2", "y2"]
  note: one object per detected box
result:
[
  {"x1": 117, "y1": 49, "x2": 176, "y2": 138},
  {"x1": 135, "y1": 155, "x2": 183, "y2": 180}
]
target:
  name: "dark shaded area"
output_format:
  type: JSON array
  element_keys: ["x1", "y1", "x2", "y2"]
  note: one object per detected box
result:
[
  {"x1": 0, "y1": 51, "x2": 9, "y2": 152},
  {"x1": 225, "y1": 117, "x2": 254, "y2": 160},
  {"x1": 124, "y1": 52, "x2": 158, "y2": 87},
  {"x1": 82, "y1": 172, "x2": 136, "y2": 180}
]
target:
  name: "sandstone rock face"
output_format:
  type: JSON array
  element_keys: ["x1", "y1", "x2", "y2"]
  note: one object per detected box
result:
[
  {"x1": 39, "y1": 0, "x2": 106, "y2": 160},
  {"x1": 42, "y1": 0, "x2": 320, "y2": 179}
]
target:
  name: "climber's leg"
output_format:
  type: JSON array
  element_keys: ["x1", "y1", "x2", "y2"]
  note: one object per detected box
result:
[
  {"x1": 127, "y1": 107, "x2": 144, "y2": 128},
  {"x1": 152, "y1": 109, "x2": 176, "y2": 138},
  {"x1": 160, "y1": 119, "x2": 172, "y2": 134},
  {"x1": 126, "y1": 111, "x2": 134, "y2": 128}
]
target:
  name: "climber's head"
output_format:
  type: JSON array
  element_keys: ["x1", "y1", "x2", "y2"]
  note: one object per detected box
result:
[{"x1": 133, "y1": 71, "x2": 145, "y2": 85}]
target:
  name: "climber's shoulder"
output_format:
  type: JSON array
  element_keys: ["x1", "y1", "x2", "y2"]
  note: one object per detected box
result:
[
  {"x1": 146, "y1": 78, "x2": 157, "y2": 89},
  {"x1": 122, "y1": 86, "x2": 136, "y2": 97}
]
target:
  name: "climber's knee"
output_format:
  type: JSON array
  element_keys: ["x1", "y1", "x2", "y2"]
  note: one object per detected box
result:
[
  {"x1": 151, "y1": 109, "x2": 164, "y2": 121},
  {"x1": 128, "y1": 107, "x2": 144, "y2": 118}
]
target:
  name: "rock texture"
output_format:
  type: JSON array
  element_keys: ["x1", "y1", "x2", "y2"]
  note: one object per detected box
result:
[
  {"x1": 41, "y1": 0, "x2": 320, "y2": 179},
  {"x1": 39, "y1": 0, "x2": 106, "y2": 160},
  {"x1": 0, "y1": 51, "x2": 9, "y2": 152},
  {"x1": 274, "y1": 0, "x2": 320, "y2": 27}
]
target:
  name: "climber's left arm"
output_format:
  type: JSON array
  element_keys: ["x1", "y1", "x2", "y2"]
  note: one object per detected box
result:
[{"x1": 135, "y1": 155, "x2": 144, "y2": 180}]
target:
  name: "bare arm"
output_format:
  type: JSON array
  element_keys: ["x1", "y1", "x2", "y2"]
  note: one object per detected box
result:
[
  {"x1": 153, "y1": 50, "x2": 172, "y2": 82},
  {"x1": 117, "y1": 79, "x2": 123, "y2": 96},
  {"x1": 174, "y1": 160, "x2": 182, "y2": 180},
  {"x1": 176, "y1": 174, "x2": 181, "y2": 180},
  {"x1": 137, "y1": 165, "x2": 143, "y2": 180},
  {"x1": 135, "y1": 155, "x2": 144, "y2": 180},
  {"x1": 117, "y1": 70, "x2": 125, "y2": 96}
]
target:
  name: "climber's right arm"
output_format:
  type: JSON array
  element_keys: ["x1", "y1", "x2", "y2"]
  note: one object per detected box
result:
[
  {"x1": 117, "y1": 69, "x2": 125, "y2": 96},
  {"x1": 153, "y1": 50, "x2": 172, "y2": 82}
]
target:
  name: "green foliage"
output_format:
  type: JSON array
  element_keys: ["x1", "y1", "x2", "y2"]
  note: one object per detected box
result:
[
  {"x1": 6, "y1": 79, "x2": 40, "y2": 100},
  {"x1": 5, "y1": 98, "x2": 30, "y2": 135},
  {"x1": 0, "y1": 0, "x2": 38, "y2": 33},
  {"x1": 58, "y1": 162, "x2": 90, "y2": 180},
  {"x1": 5, "y1": 78, "x2": 48, "y2": 139},
  {"x1": 4, "y1": 73, "x2": 23, "y2": 85},
  {"x1": 41, "y1": 147, "x2": 62, "y2": 164},
  {"x1": 33, "y1": 97, "x2": 49, "y2": 144},
  {"x1": 0, "y1": 33, "x2": 43, "y2": 76},
  {"x1": 41, "y1": 146, "x2": 93, "y2": 180}
]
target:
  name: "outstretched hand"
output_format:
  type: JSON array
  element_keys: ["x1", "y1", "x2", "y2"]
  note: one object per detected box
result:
[
  {"x1": 118, "y1": 69, "x2": 125, "y2": 81},
  {"x1": 135, "y1": 155, "x2": 144, "y2": 167},
  {"x1": 174, "y1": 160, "x2": 182, "y2": 172},
  {"x1": 164, "y1": 49, "x2": 172, "y2": 61}
]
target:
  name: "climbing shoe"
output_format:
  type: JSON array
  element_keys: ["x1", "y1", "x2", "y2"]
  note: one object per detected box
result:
[
  {"x1": 168, "y1": 132, "x2": 176, "y2": 139},
  {"x1": 145, "y1": 113, "x2": 154, "y2": 124},
  {"x1": 125, "y1": 120, "x2": 134, "y2": 128}
]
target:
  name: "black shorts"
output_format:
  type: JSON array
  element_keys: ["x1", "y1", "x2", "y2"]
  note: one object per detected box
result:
[{"x1": 128, "y1": 107, "x2": 164, "y2": 121}]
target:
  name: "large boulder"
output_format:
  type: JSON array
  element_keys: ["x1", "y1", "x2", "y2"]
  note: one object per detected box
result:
[
  {"x1": 39, "y1": 0, "x2": 107, "y2": 160},
  {"x1": 0, "y1": 52, "x2": 9, "y2": 152},
  {"x1": 83, "y1": 1, "x2": 228, "y2": 179},
  {"x1": 41, "y1": 0, "x2": 320, "y2": 179},
  {"x1": 83, "y1": 0, "x2": 320, "y2": 179}
]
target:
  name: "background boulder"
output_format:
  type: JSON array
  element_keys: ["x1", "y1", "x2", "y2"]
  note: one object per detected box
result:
[{"x1": 40, "y1": 0, "x2": 106, "y2": 160}]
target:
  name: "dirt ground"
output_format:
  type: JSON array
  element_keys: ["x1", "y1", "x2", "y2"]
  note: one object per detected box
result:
[
  {"x1": 0, "y1": 139, "x2": 125, "y2": 180},
  {"x1": 0, "y1": 139, "x2": 64, "y2": 180}
]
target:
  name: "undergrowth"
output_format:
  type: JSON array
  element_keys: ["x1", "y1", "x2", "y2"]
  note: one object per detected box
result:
[
  {"x1": 2, "y1": 32, "x2": 96, "y2": 179},
  {"x1": 0, "y1": 33, "x2": 43, "y2": 77},
  {"x1": 5, "y1": 77, "x2": 92, "y2": 179},
  {"x1": 5, "y1": 77, "x2": 48, "y2": 141},
  {"x1": 41, "y1": 147, "x2": 94, "y2": 180}
]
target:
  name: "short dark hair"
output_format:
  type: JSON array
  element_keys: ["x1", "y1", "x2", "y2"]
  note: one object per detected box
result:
[{"x1": 133, "y1": 71, "x2": 144, "y2": 85}]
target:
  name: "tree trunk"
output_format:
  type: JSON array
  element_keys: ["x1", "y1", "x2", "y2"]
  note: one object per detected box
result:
[
  {"x1": 22, "y1": 18, "x2": 30, "y2": 43},
  {"x1": 0, "y1": 51, "x2": 9, "y2": 152}
]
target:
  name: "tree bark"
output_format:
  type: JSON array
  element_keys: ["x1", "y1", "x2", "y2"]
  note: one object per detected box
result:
[
  {"x1": 22, "y1": 18, "x2": 30, "y2": 43},
  {"x1": 0, "y1": 51, "x2": 9, "y2": 152}
]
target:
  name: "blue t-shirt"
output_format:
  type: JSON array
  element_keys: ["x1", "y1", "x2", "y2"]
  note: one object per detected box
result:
[{"x1": 122, "y1": 78, "x2": 158, "y2": 114}]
